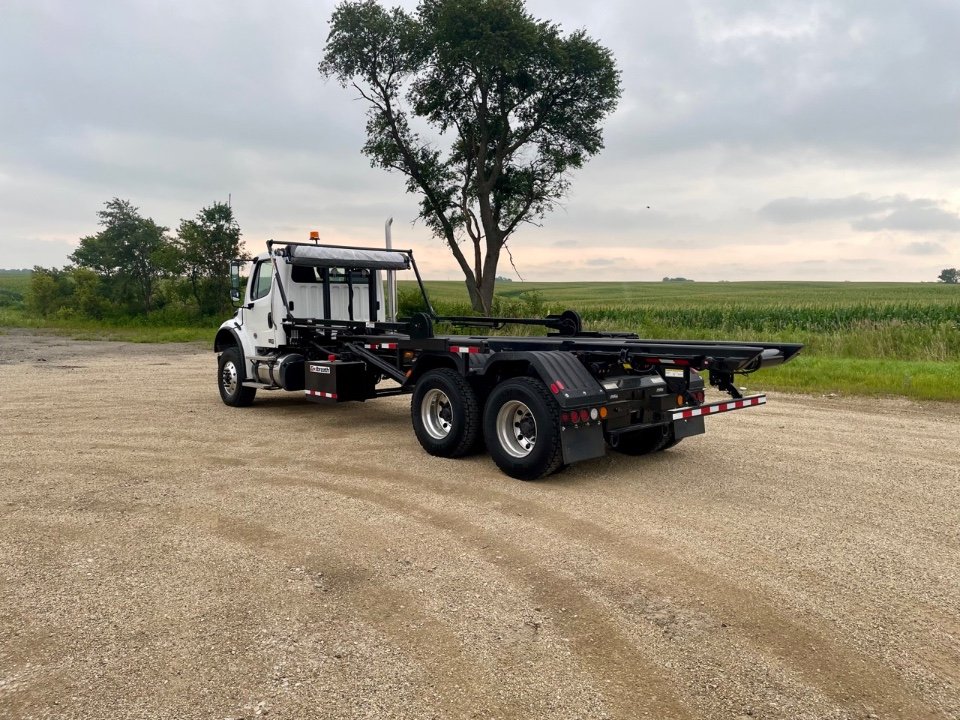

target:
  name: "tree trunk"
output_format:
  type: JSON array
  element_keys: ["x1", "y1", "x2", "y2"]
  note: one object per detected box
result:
[
  {"x1": 190, "y1": 272, "x2": 203, "y2": 314},
  {"x1": 140, "y1": 275, "x2": 153, "y2": 314},
  {"x1": 477, "y1": 241, "x2": 501, "y2": 315},
  {"x1": 463, "y1": 278, "x2": 485, "y2": 314}
]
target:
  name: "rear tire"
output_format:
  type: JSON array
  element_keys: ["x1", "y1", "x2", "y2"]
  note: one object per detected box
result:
[
  {"x1": 411, "y1": 369, "x2": 481, "y2": 458},
  {"x1": 218, "y1": 347, "x2": 257, "y2": 407},
  {"x1": 484, "y1": 377, "x2": 563, "y2": 481}
]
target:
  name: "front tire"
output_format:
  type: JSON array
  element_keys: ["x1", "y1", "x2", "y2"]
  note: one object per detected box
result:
[
  {"x1": 411, "y1": 369, "x2": 481, "y2": 458},
  {"x1": 218, "y1": 347, "x2": 257, "y2": 407},
  {"x1": 483, "y1": 377, "x2": 563, "y2": 481}
]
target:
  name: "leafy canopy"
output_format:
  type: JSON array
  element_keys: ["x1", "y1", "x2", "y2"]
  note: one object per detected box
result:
[
  {"x1": 320, "y1": 0, "x2": 620, "y2": 312},
  {"x1": 175, "y1": 202, "x2": 246, "y2": 315},
  {"x1": 70, "y1": 198, "x2": 172, "y2": 313}
]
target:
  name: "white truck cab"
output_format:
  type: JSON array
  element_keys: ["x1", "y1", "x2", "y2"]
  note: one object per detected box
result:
[
  {"x1": 214, "y1": 241, "x2": 412, "y2": 403},
  {"x1": 231, "y1": 251, "x2": 386, "y2": 349}
]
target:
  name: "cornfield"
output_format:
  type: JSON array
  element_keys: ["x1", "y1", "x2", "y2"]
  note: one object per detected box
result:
[{"x1": 402, "y1": 281, "x2": 960, "y2": 362}]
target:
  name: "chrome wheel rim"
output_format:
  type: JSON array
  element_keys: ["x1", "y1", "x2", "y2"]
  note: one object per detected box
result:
[
  {"x1": 421, "y1": 388, "x2": 453, "y2": 439},
  {"x1": 496, "y1": 400, "x2": 537, "y2": 458},
  {"x1": 221, "y1": 360, "x2": 239, "y2": 396}
]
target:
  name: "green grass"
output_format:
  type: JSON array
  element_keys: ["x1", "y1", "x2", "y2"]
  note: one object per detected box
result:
[
  {"x1": 0, "y1": 270, "x2": 216, "y2": 342},
  {"x1": 408, "y1": 280, "x2": 960, "y2": 356},
  {"x1": 755, "y1": 356, "x2": 960, "y2": 402},
  {"x1": 2, "y1": 272, "x2": 958, "y2": 400},
  {"x1": 0, "y1": 269, "x2": 30, "y2": 310},
  {"x1": 0, "y1": 308, "x2": 215, "y2": 344},
  {"x1": 404, "y1": 280, "x2": 960, "y2": 401},
  {"x1": 420, "y1": 278, "x2": 959, "y2": 307}
]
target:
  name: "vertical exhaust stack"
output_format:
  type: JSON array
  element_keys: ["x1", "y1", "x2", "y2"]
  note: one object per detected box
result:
[{"x1": 384, "y1": 217, "x2": 397, "y2": 322}]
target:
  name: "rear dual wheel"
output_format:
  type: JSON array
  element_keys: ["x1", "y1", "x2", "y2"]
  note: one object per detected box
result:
[
  {"x1": 483, "y1": 378, "x2": 563, "y2": 481},
  {"x1": 412, "y1": 372, "x2": 564, "y2": 480},
  {"x1": 411, "y1": 369, "x2": 481, "y2": 458}
]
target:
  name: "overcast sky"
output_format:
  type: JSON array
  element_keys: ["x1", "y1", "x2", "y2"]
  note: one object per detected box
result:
[{"x1": 2, "y1": 0, "x2": 959, "y2": 281}]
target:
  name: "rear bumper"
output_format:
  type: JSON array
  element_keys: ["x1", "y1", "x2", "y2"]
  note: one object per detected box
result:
[
  {"x1": 669, "y1": 394, "x2": 766, "y2": 421},
  {"x1": 563, "y1": 393, "x2": 770, "y2": 466}
]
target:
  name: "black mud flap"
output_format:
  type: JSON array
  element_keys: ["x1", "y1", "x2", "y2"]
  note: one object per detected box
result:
[
  {"x1": 673, "y1": 415, "x2": 705, "y2": 440},
  {"x1": 560, "y1": 424, "x2": 605, "y2": 465}
]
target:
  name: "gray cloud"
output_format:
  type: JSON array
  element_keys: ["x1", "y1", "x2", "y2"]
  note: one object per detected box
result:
[
  {"x1": 584, "y1": 257, "x2": 630, "y2": 267},
  {"x1": 901, "y1": 241, "x2": 947, "y2": 256},
  {"x1": 759, "y1": 194, "x2": 960, "y2": 233},
  {"x1": 758, "y1": 195, "x2": 895, "y2": 224},
  {"x1": 1, "y1": 0, "x2": 959, "y2": 278},
  {"x1": 591, "y1": 0, "x2": 960, "y2": 160},
  {"x1": 853, "y1": 206, "x2": 960, "y2": 233}
]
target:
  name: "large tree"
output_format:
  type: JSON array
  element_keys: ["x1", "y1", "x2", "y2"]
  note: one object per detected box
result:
[
  {"x1": 320, "y1": 0, "x2": 621, "y2": 313},
  {"x1": 71, "y1": 198, "x2": 171, "y2": 313},
  {"x1": 174, "y1": 202, "x2": 245, "y2": 315},
  {"x1": 938, "y1": 268, "x2": 958, "y2": 284}
]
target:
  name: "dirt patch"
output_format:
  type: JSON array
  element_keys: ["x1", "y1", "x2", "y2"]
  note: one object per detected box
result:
[{"x1": 0, "y1": 332, "x2": 957, "y2": 719}]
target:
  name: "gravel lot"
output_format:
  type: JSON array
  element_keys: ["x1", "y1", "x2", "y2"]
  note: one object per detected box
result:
[{"x1": 1, "y1": 332, "x2": 958, "y2": 719}]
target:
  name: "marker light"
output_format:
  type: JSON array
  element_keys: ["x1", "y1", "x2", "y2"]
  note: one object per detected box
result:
[
  {"x1": 309, "y1": 230, "x2": 320, "y2": 240},
  {"x1": 589, "y1": 408, "x2": 599, "y2": 420},
  {"x1": 599, "y1": 407, "x2": 608, "y2": 419},
  {"x1": 579, "y1": 409, "x2": 590, "y2": 423}
]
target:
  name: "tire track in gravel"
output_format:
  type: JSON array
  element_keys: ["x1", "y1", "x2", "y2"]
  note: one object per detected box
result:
[
  {"x1": 187, "y1": 506, "x2": 608, "y2": 720},
  {"x1": 263, "y1": 462, "x2": 946, "y2": 720},
  {"x1": 251, "y1": 475, "x2": 695, "y2": 719},
  {"x1": 187, "y1": 510, "x2": 528, "y2": 720}
]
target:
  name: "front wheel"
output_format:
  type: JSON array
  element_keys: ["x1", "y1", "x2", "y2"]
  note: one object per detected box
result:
[
  {"x1": 411, "y1": 369, "x2": 481, "y2": 458},
  {"x1": 483, "y1": 377, "x2": 563, "y2": 481},
  {"x1": 218, "y1": 347, "x2": 257, "y2": 407}
]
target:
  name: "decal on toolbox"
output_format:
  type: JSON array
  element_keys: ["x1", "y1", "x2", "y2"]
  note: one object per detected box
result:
[
  {"x1": 671, "y1": 394, "x2": 766, "y2": 421},
  {"x1": 309, "y1": 364, "x2": 331, "y2": 374}
]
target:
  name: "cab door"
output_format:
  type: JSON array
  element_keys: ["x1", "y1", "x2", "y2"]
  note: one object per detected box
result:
[{"x1": 243, "y1": 259, "x2": 277, "y2": 350}]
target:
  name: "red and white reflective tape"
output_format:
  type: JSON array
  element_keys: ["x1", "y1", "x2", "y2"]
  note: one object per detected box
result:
[
  {"x1": 305, "y1": 390, "x2": 337, "y2": 400},
  {"x1": 364, "y1": 342, "x2": 398, "y2": 350},
  {"x1": 671, "y1": 394, "x2": 765, "y2": 421},
  {"x1": 450, "y1": 346, "x2": 482, "y2": 354}
]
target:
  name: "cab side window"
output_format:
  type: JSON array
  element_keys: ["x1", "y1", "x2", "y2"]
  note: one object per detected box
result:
[{"x1": 251, "y1": 261, "x2": 273, "y2": 301}]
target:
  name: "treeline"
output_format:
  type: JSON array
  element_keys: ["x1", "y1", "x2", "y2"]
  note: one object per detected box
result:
[{"x1": 28, "y1": 198, "x2": 247, "y2": 322}]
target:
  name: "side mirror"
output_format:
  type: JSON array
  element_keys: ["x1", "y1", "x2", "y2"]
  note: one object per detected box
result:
[{"x1": 229, "y1": 259, "x2": 249, "y2": 308}]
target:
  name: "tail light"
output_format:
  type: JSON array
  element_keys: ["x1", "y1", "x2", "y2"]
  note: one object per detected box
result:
[{"x1": 561, "y1": 408, "x2": 605, "y2": 427}]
